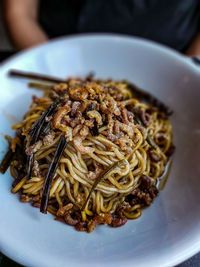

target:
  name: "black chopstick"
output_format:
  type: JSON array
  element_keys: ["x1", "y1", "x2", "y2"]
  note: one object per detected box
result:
[
  {"x1": 9, "y1": 70, "x2": 67, "y2": 84},
  {"x1": 40, "y1": 135, "x2": 67, "y2": 214}
]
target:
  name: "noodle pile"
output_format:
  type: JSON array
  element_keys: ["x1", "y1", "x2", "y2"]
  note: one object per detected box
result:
[{"x1": 7, "y1": 77, "x2": 174, "y2": 232}]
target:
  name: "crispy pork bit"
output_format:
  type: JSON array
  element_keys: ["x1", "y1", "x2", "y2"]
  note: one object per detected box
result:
[
  {"x1": 127, "y1": 175, "x2": 159, "y2": 206},
  {"x1": 111, "y1": 209, "x2": 127, "y2": 227},
  {"x1": 65, "y1": 127, "x2": 73, "y2": 142},
  {"x1": 80, "y1": 125, "x2": 89, "y2": 137},
  {"x1": 114, "y1": 120, "x2": 120, "y2": 136},
  {"x1": 85, "y1": 119, "x2": 95, "y2": 128},
  {"x1": 71, "y1": 101, "x2": 81, "y2": 116},
  {"x1": 32, "y1": 160, "x2": 40, "y2": 176},
  {"x1": 69, "y1": 86, "x2": 88, "y2": 101},
  {"x1": 87, "y1": 164, "x2": 103, "y2": 180},
  {"x1": 87, "y1": 110, "x2": 102, "y2": 126},
  {"x1": 87, "y1": 213, "x2": 112, "y2": 233},
  {"x1": 53, "y1": 83, "x2": 68, "y2": 94},
  {"x1": 73, "y1": 135, "x2": 94, "y2": 154},
  {"x1": 139, "y1": 175, "x2": 151, "y2": 191},
  {"x1": 72, "y1": 125, "x2": 94, "y2": 154},
  {"x1": 64, "y1": 213, "x2": 79, "y2": 226},
  {"x1": 56, "y1": 203, "x2": 73, "y2": 217},
  {"x1": 149, "y1": 149, "x2": 161, "y2": 162},
  {"x1": 52, "y1": 106, "x2": 71, "y2": 131},
  {"x1": 75, "y1": 221, "x2": 87, "y2": 232},
  {"x1": 73, "y1": 126, "x2": 93, "y2": 154},
  {"x1": 140, "y1": 110, "x2": 151, "y2": 127},
  {"x1": 121, "y1": 106, "x2": 129, "y2": 125},
  {"x1": 43, "y1": 131, "x2": 55, "y2": 146},
  {"x1": 26, "y1": 140, "x2": 42, "y2": 155}
]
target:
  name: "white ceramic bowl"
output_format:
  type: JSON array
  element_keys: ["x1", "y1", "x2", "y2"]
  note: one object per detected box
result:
[{"x1": 0, "y1": 34, "x2": 200, "y2": 267}]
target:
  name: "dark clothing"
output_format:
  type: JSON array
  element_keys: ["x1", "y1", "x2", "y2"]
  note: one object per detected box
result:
[{"x1": 39, "y1": 0, "x2": 200, "y2": 52}]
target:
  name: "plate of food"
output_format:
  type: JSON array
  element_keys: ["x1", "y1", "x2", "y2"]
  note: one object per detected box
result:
[{"x1": 0, "y1": 34, "x2": 200, "y2": 267}]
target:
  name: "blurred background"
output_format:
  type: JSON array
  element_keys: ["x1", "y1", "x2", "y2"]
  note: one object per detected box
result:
[
  {"x1": 0, "y1": 0, "x2": 200, "y2": 55},
  {"x1": 0, "y1": 2, "x2": 12, "y2": 50}
]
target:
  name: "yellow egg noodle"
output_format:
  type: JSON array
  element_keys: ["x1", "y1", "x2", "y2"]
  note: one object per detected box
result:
[{"x1": 4, "y1": 77, "x2": 174, "y2": 232}]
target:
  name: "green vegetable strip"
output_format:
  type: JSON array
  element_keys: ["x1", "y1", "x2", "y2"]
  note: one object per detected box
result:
[
  {"x1": 134, "y1": 113, "x2": 157, "y2": 149},
  {"x1": 81, "y1": 159, "x2": 127, "y2": 212},
  {"x1": 28, "y1": 82, "x2": 53, "y2": 90}
]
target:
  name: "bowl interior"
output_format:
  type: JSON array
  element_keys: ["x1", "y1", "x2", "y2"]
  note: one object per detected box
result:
[{"x1": 0, "y1": 35, "x2": 200, "y2": 267}]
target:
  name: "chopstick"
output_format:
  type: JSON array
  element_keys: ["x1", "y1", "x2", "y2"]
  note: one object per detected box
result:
[
  {"x1": 9, "y1": 69, "x2": 173, "y2": 116},
  {"x1": 9, "y1": 69, "x2": 67, "y2": 84},
  {"x1": 40, "y1": 135, "x2": 67, "y2": 214}
]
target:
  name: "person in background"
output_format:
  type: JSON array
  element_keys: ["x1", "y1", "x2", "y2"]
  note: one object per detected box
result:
[{"x1": 4, "y1": 0, "x2": 200, "y2": 56}]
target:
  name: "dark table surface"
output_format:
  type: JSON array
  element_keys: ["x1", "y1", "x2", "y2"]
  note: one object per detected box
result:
[{"x1": 0, "y1": 51, "x2": 200, "y2": 267}]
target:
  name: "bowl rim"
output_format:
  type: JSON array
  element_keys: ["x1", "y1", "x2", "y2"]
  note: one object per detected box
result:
[{"x1": 0, "y1": 32, "x2": 199, "y2": 74}]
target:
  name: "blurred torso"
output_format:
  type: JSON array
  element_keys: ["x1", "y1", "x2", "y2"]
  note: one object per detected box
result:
[{"x1": 39, "y1": 0, "x2": 200, "y2": 51}]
